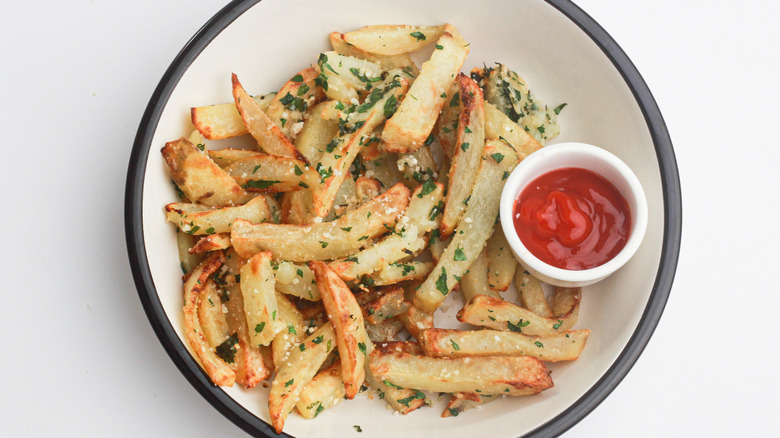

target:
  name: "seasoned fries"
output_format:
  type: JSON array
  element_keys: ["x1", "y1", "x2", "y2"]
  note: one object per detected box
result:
[{"x1": 163, "y1": 22, "x2": 585, "y2": 434}]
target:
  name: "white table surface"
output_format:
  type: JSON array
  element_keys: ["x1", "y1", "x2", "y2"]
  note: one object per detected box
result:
[{"x1": 2, "y1": 0, "x2": 777, "y2": 436}]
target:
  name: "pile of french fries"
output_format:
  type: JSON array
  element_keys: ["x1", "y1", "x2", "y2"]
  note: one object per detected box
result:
[{"x1": 163, "y1": 23, "x2": 581, "y2": 434}]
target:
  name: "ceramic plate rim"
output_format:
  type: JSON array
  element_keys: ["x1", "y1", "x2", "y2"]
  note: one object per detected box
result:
[{"x1": 124, "y1": 1, "x2": 681, "y2": 436}]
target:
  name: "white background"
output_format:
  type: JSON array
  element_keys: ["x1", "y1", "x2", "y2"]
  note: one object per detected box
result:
[{"x1": 1, "y1": 0, "x2": 777, "y2": 437}]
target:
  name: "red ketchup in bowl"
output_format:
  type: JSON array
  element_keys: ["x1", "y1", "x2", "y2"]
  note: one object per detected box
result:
[{"x1": 512, "y1": 167, "x2": 631, "y2": 270}]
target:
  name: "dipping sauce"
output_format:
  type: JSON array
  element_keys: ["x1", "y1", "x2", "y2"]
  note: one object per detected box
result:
[{"x1": 512, "y1": 167, "x2": 630, "y2": 270}]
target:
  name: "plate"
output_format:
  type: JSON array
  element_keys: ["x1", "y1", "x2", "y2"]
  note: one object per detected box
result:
[{"x1": 125, "y1": 0, "x2": 681, "y2": 436}]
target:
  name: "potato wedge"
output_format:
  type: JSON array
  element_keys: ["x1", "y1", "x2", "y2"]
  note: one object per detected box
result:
[
  {"x1": 486, "y1": 227, "x2": 518, "y2": 291},
  {"x1": 223, "y1": 281, "x2": 270, "y2": 388},
  {"x1": 196, "y1": 280, "x2": 230, "y2": 349},
  {"x1": 264, "y1": 66, "x2": 324, "y2": 141},
  {"x1": 189, "y1": 233, "x2": 231, "y2": 255},
  {"x1": 232, "y1": 73, "x2": 307, "y2": 161},
  {"x1": 440, "y1": 73, "x2": 486, "y2": 237},
  {"x1": 182, "y1": 252, "x2": 235, "y2": 386},
  {"x1": 240, "y1": 251, "x2": 282, "y2": 346},
  {"x1": 457, "y1": 292, "x2": 580, "y2": 336},
  {"x1": 165, "y1": 195, "x2": 270, "y2": 235},
  {"x1": 208, "y1": 149, "x2": 265, "y2": 168},
  {"x1": 295, "y1": 363, "x2": 346, "y2": 419},
  {"x1": 369, "y1": 345, "x2": 552, "y2": 396},
  {"x1": 231, "y1": 183, "x2": 410, "y2": 261},
  {"x1": 330, "y1": 32, "x2": 419, "y2": 76},
  {"x1": 191, "y1": 93, "x2": 274, "y2": 140},
  {"x1": 162, "y1": 137, "x2": 253, "y2": 207},
  {"x1": 483, "y1": 102, "x2": 542, "y2": 160},
  {"x1": 343, "y1": 25, "x2": 445, "y2": 56},
  {"x1": 272, "y1": 292, "x2": 307, "y2": 370},
  {"x1": 418, "y1": 328, "x2": 590, "y2": 362},
  {"x1": 318, "y1": 51, "x2": 384, "y2": 95},
  {"x1": 176, "y1": 231, "x2": 202, "y2": 274},
  {"x1": 381, "y1": 24, "x2": 469, "y2": 153},
  {"x1": 269, "y1": 323, "x2": 336, "y2": 434},
  {"x1": 328, "y1": 182, "x2": 443, "y2": 281},
  {"x1": 364, "y1": 342, "x2": 431, "y2": 414},
  {"x1": 516, "y1": 269, "x2": 552, "y2": 317},
  {"x1": 413, "y1": 141, "x2": 519, "y2": 313},
  {"x1": 223, "y1": 155, "x2": 318, "y2": 193},
  {"x1": 310, "y1": 261, "x2": 369, "y2": 399}
]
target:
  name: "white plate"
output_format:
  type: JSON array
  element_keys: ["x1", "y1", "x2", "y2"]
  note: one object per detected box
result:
[{"x1": 125, "y1": 1, "x2": 681, "y2": 436}]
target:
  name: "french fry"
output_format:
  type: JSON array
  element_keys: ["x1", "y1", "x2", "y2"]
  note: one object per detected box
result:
[
  {"x1": 355, "y1": 176, "x2": 382, "y2": 201},
  {"x1": 436, "y1": 83, "x2": 460, "y2": 157},
  {"x1": 553, "y1": 287, "x2": 581, "y2": 317},
  {"x1": 189, "y1": 233, "x2": 231, "y2": 254},
  {"x1": 330, "y1": 31, "x2": 420, "y2": 73},
  {"x1": 176, "y1": 231, "x2": 201, "y2": 274},
  {"x1": 232, "y1": 73, "x2": 307, "y2": 162},
  {"x1": 516, "y1": 269, "x2": 553, "y2": 318},
  {"x1": 397, "y1": 143, "x2": 438, "y2": 188},
  {"x1": 397, "y1": 304, "x2": 434, "y2": 341},
  {"x1": 272, "y1": 292, "x2": 307, "y2": 370},
  {"x1": 165, "y1": 195, "x2": 271, "y2": 235},
  {"x1": 231, "y1": 183, "x2": 410, "y2": 261},
  {"x1": 269, "y1": 323, "x2": 336, "y2": 434},
  {"x1": 363, "y1": 286, "x2": 409, "y2": 325},
  {"x1": 223, "y1": 155, "x2": 318, "y2": 193},
  {"x1": 316, "y1": 53, "x2": 360, "y2": 103},
  {"x1": 264, "y1": 67, "x2": 324, "y2": 141},
  {"x1": 317, "y1": 51, "x2": 384, "y2": 96},
  {"x1": 295, "y1": 363, "x2": 346, "y2": 419},
  {"x1": 182, "y1": 252, "x2": 235, "y2": 386},
  {"x1": 196, "y1": 281, "x2": 230, "y2": 349},
  {"x1": 457, "y1": 293, "x2": 580, "y2": 336},
  {"x1": 442, "y1": 392, "x2": 497, "y2": 418},
  {"x1": 223, "y1": 281, "x2": 271, "y2": 388},
  {"x1": 208, "y1": 148, "x2": 265, "y2": 168},
  {"x1": 372, "y1": 261, "x2": 434, "y2": 286},
  {"x1": 440, "y1": 73, "x2": 486, "y2": 237},
  {"x1": 293, "y1": 101, "x2": 340, "y2": 164},
  {"x1": 413, "y1": 141, "x2": 519, "y2": 313},
  {"x1": 309, "y1": 261, "x2": 369, "y2": 399},
  {"x1": 274, "y1": 261, "x2": 320, "y2": 301},
  {"x1": 311, "y1": 77, "x2": 409, "y2": 217},
  {"x1": 191, "y1": 93, "x2": 274, "y2": 140},
  {"x1": 162, "y1": 137, "x2": 253, "y2": 207},
  {"x1": 240, "y1": 251, "x2": 283, "y2": 346},
  {"x1": 364, "y1": 342, "x2": 431, "y2": 414},
  {"x1": 328, "y1": 182, "x2": 443, "y2": 281},
  {"x1": 369, "y1": 344, "x2": 553, "y2": 396},
  {"x1": 343, "y1": 25, "x2": 445, "y2": 56},
  {"x1": 460, "y1": 249, "x2": 499, "y2": 301},
  {"x1": 365, "y1": 316, "x2": 405, "y2": 343},
  {"x1": 418, "y1": 328, "x2": 590, "y2": 362},
  {"x1": 486, "y1": 227, "x2": 518, "y2": 291},
  {"x1": 381, "y1": 24, "x2": 469, "y2": 153},
  {"x1": 483, "y1": 102, "x2": 542, "y2": 160}
]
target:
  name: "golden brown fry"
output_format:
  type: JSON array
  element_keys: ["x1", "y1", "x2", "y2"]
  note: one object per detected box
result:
[
  {"x1": 483, "y1": 102, "x2": 542, "y2": 160},
  {"x1": 182, "y1": 252, "x2": 235, "y2": 386},
  {"x1": 516, "y1": 269, "x2": 552, "y2": 317},
  {"x1": 397, "y1": 304, "x2": 434, "y2": 341},
  {"x1": 224, "y1": 282, "x2": 270, "y2": 388},
  {"x1": 264, "y1": 66, "x2": 324, "y2": 141},
  {"x1": 191, "y1": 93, "x2": 274, "y2": 140},
  {"x1": 460, "y1": 249, "x2": 499, "y2": 301},
  {"x1": 343, "y1": 25, "x2": 445, "y2": 56},
  {"x1": 272, "y1": 292, "x2": 307, "y2": 370},
  {"x1": 295, "y1": 363, "x2": 346, "y2": 419},
  {"x1": 363, "y1": 286, "x2": 409, "y2": 325},
  {"x1": 486, "y1": 226, "x2": 518, "y2": 291},
  {"x1": 165, "y1": 196, "x2": 271, "y2": 235},
  {"x1": 457, "y1": 293, "x2": 580, "y2": 336},
  {"x1": 442, "y1": 392, "x2": 497, "y2": 418},
  {"x1": 208, "y1": 149, "x2": 265, "y2": 168},
  {"x1": 196, "y1": 281, "x2": 230, "y2": 348},
  {"x1": 189, "y1": 233, "x2": 231, "y2": 255},
  {"x1": 330, "y1": 31, "x2": 420, "y2": 73},
  {"x1": 372, "y1": 261, "x2": 434, "y2": 286},
  {"x1": 240, "y1": 251, "x2": 282, "y2": 346},
  {"x1": 365, "y1": 316, "x2": 405, "y2": 343},
  {"x1": 223, "y1": 155, "x2": 318, "y2": 193},
  {"x1": 162, "y1": 137, "x2": 253, "y2": 207},
  {"x1": 309, "y1": 261, "x2": 369, "y2": 399}
]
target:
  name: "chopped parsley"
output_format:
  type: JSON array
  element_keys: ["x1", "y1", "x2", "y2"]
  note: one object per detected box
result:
[
  {"x1": 409, "y1": 31, "x2": 426, "y2": 42},
  {"x1": 553, "y1": 103, "x2": 567, "y2": 115},
  {"x1": 450, "y1": 340, "x2": 460, "y2": 351},
  {"x1": 254, "y1": 322, "x2": 266, "y2": 333},
  {"x1": 214, "y1": 333, "x2": 239, "y2": 364},
  {"x1": 507, "y1": 319, "x2": 530, "y2": 333},
  {"x1": 453, "y1": 247, "x2": 467, "y2": 261},
  {"x1": 242, "y1": 179, "x2": 280, "y2": 190},
  {"x1": 418, "y1": 180, "x2": 437, "y2": 198},
  {"x1": 435, "y1": 268, "x2": 449, "y2": 295}
]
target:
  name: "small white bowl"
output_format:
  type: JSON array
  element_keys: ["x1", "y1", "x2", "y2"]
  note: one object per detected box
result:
[{"x1": 500, "y1": 142, "x2": 648, "y2": 287}]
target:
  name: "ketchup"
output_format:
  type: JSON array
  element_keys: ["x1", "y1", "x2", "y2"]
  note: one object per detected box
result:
[{"x1": 512, "y1": 167, "x2": 630, "y2": 270}]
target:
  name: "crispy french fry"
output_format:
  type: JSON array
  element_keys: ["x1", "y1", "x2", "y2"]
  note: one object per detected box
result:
[
  {"x1": 487, "y1": 227, "x2": 518, "y2": 291},
  {"x1": 208, "y1": 149, "x2": 265, "y2": 168},
  {"x1": 223, "y1": 281, "x2": 271, "y2": 388},
  {"x1": 369, "y1": 344, "x2": 553, "y2": 396},
  {"x1": 330, "y1": 31, "x2": 420, "y2": 73},
  {"x1": 372, "y1": 261, "x2": 434, "y2": 286},
  {"x1": 182, "y1": 252, "x2": 235, "y2": 386},
  {"x1": 363, "y1": 286, "x2": 409, "y2": 325},
  {"x1": 295, "y1": 363, "x2": 346, "y2": 419},
  {"x1": 442, "y1": 392, "x2": 497, "y2": 418},
  {"x1": 293, "y1": 101, "x2": 340, "y2": 164},
  {"x1": 316, "y1": 53, "x2": 360, "y2": 103},
  {"x1": 516, "y1": 269, "x2": 552, "y2": 317},
  {"x1": 317, "y1": 51, "x2": 384, "y2": 96},
  {"x1": 413, "y1": 141, "x2": 519, "y2": 313},
  {"x1": 397, "y1": 304, "x2": 434, "y2": 341},
  {"x1": 189, "y1": 233, "x2": 231, "y2": 254},
  {"x1": 309, "y1": 261, "x2": 369, "y2": 399},
  {"x1": 162, "y1": 137, "x2": 253, "y2": 207},
  {"x1": 364, "y1": 342, "x2": 431, "y2": 414},
  {"x1": 191, "y1": 93, "x2": 274, "y2": 140},
  {"x1": 269, "y1": 323, "x2": 336, "y2": 434},
  {"x1": 176, "y1": 231, "x2": 201, "y2": 275},
  {"x1": 264, "y1": 67, "x2": 324, "y2": 141},
  {"x1": 343, "y1": 25, "x2": 445, "y2": 56},
  {"x1": 231, "y1": 183, "x2": 410, "y2": 261},
  {"x1": 274, "y1": 261, "x2": 320, "y2": 301},
  {"x1": 418, "y1": 328, "x2": 590, "y2": 362},
  {"x1": 232, "y1": 74, "x2": 307, "y2": 162},
  {"x1": 397, "y1": 143, "x2": 438, "y2": 188},
  {"x1": 460, "y1": 249, "x2": 499, "y2": 301},
  {"x1": 440, "y1": 73, "x2": 486, "y2": 237},
  {"x1": 240, "y1": 251, "x2": 282, "y2": 346},
  {"x1": 553, "y1": 287, "x2": 581, "y2": 317},
  {"x1": 165, "y1": 195, "x2": 270, "y2": 235},
  {"x1": 483, "y1": 102, "x2": 541, "y2": 160},
  {"x1": 223, "y1": 155, "x2": 318, "y2": 193},
  {"x1": 272, "y1": 292, "x2": 307, "y2": 370},
  {"x1": 437, "y1": 83, "x2": 460, "y2": 157},
  {"x1": 381, "y1": 24, "x2": 469, "y2": 153},
  {"x1": 196, "y1": 281, "x2": 230, "y2": 348},
  {"x1": 457, "y1": 293, "x2": 580, "y2": 336},
  {"x1": 328, "y1": 182, "x2": 443, "y2": 281}
]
